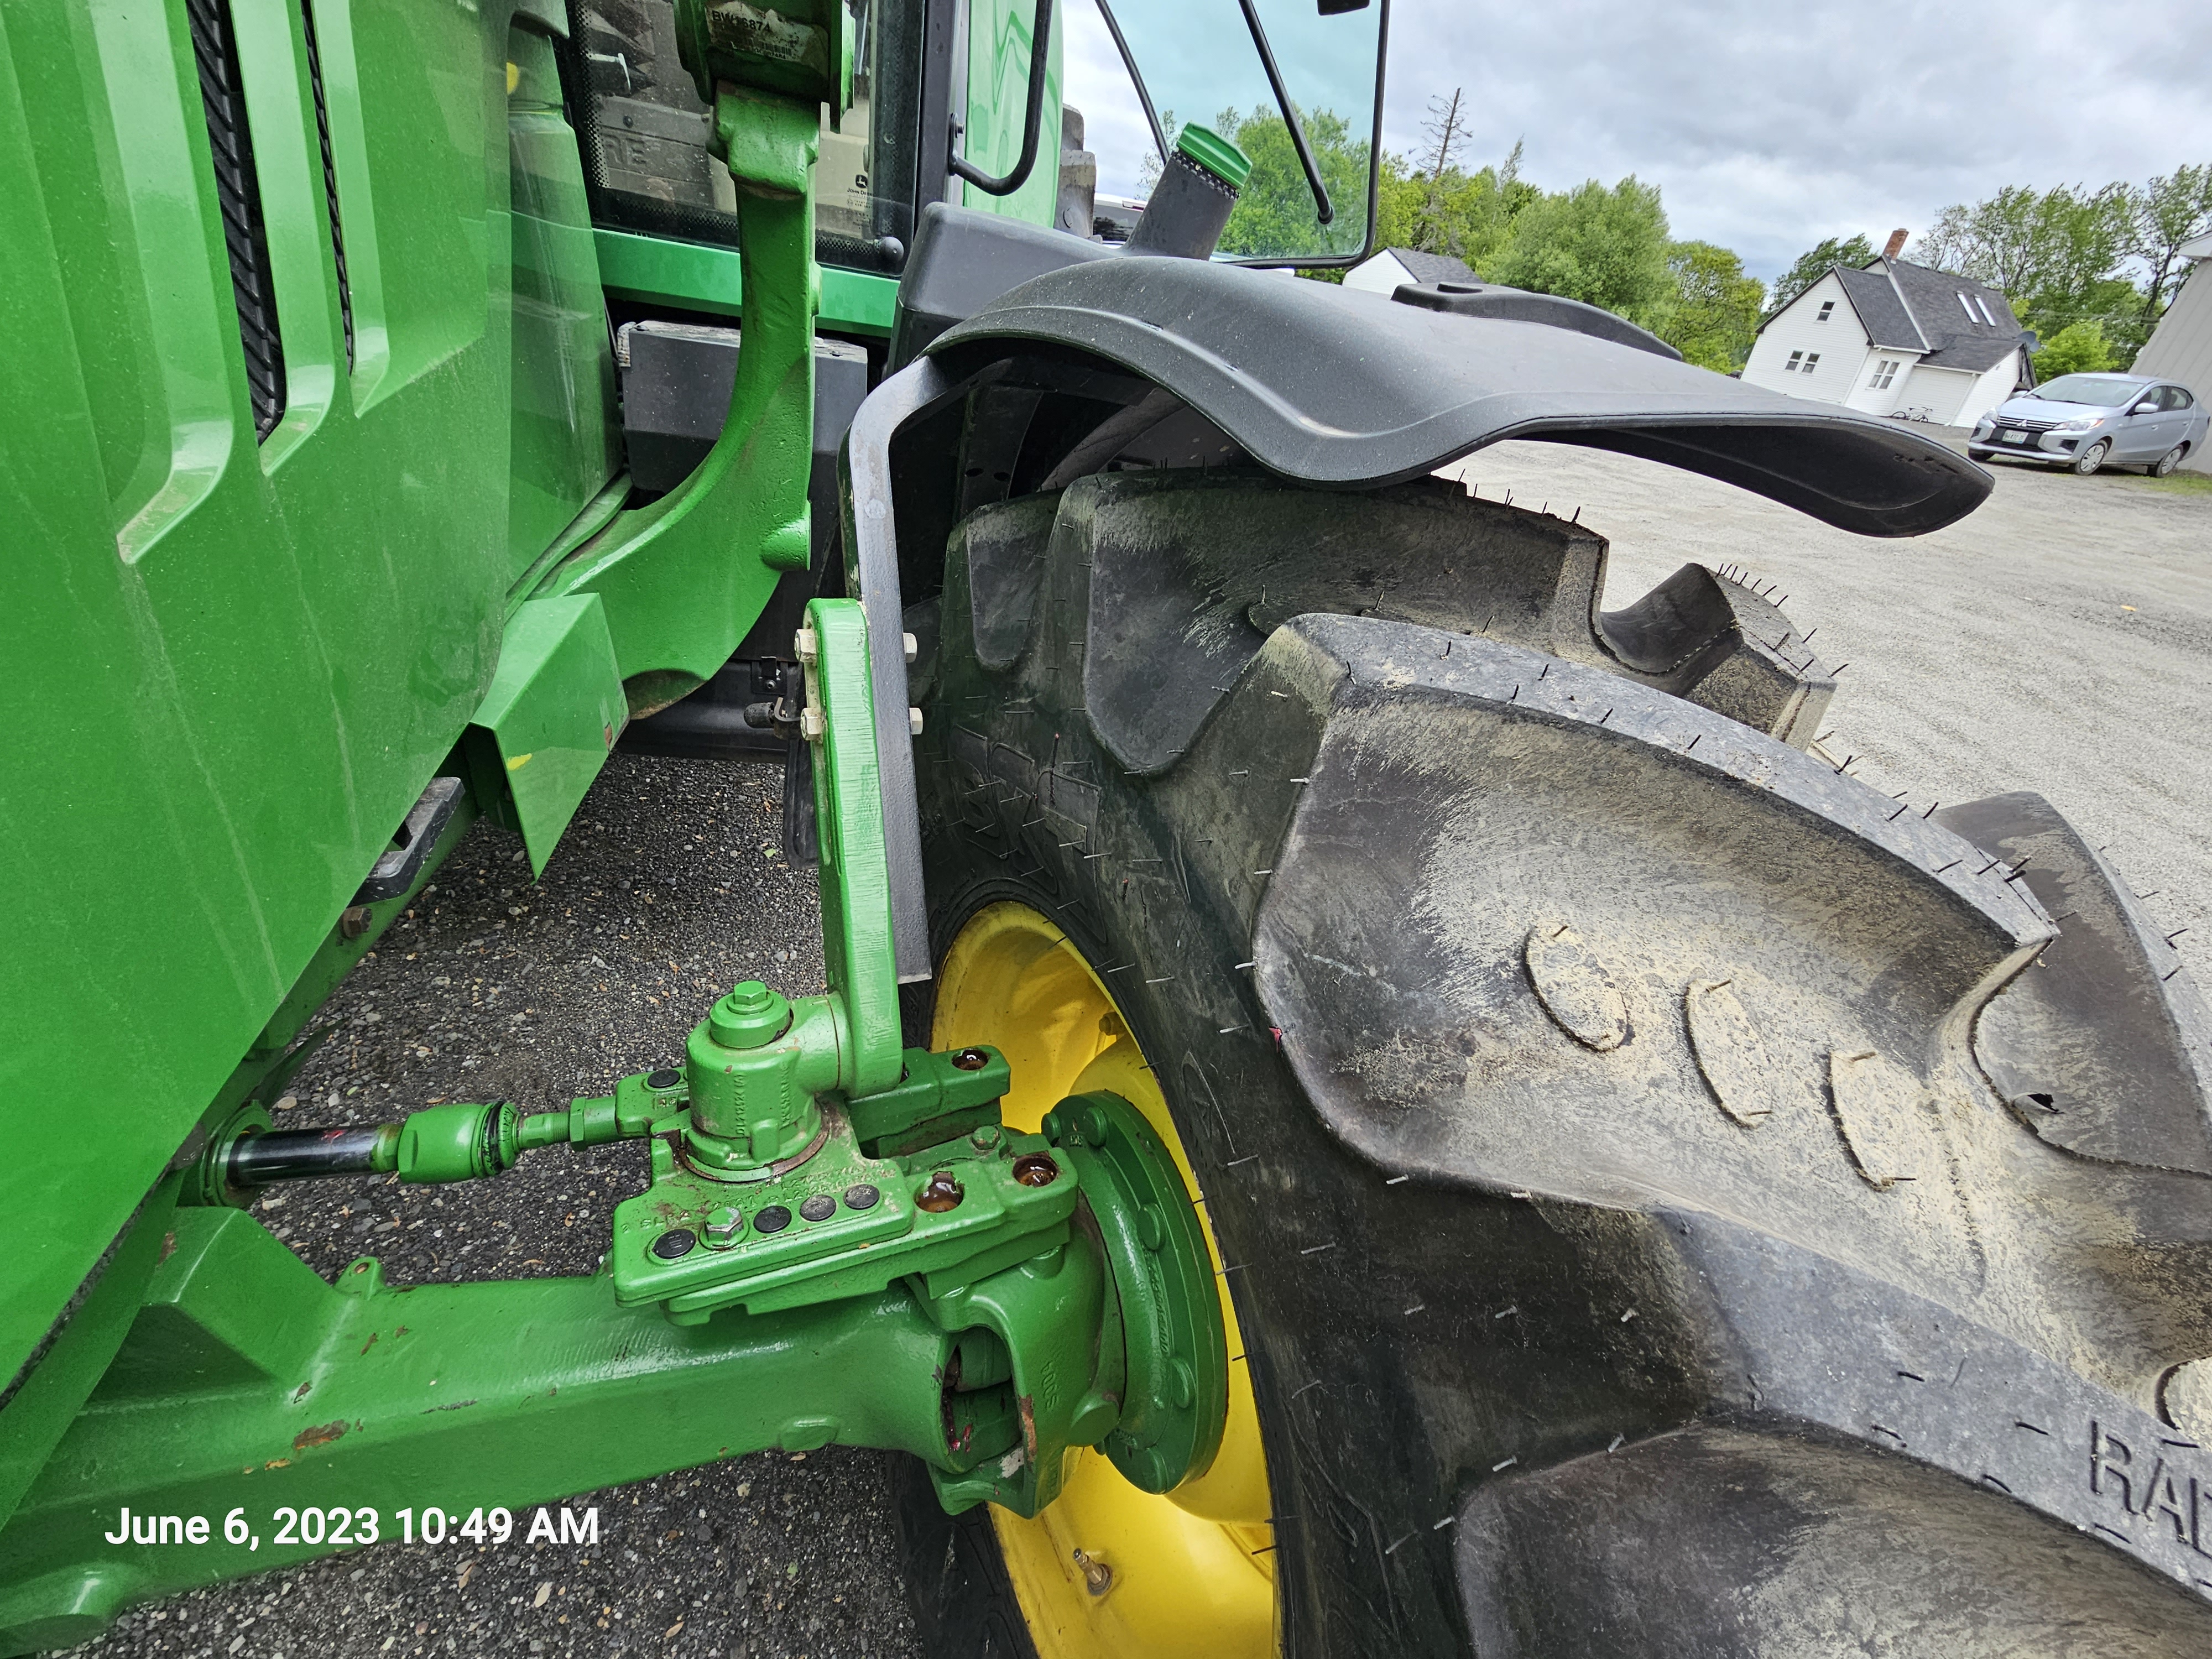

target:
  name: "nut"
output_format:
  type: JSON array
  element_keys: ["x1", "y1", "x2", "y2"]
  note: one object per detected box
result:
[
  {"x1": 703, "y1": 1206, "x2": 743, "y2": 1247},
  {"x1": 902, "y1": 631, "x2": 919, "y2": 664},
  {"x1": 908, "y1": 707, "x2": 925, "y2": 737},
  {"x1": 794, "y1": 626, "x2": 818, "y2": 664},
  {"x1": 799, "y1": 707, "x2": 825, "y2": 742}
]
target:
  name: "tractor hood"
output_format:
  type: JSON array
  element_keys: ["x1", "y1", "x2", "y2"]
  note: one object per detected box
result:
[{"x1": 928, "y1": 256, "x2": 1991, "y2": 538}]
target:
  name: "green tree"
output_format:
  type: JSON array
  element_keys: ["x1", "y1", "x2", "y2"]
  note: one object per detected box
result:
[
  {"x1": 1661, "y1": 241, "x2": 1765, "y2": 370},
  {"x1": 1486, "y1": 176, "x2": 1675, "y2": 329},
  {"x1": 1768, "y1": 234, "x2": 1876, "y2": 315},
  {"x1": 1918, "y1": 182, "x2": 2137, "y2": 348},
  {"x1": 2129, "y1": 164, "x2": 2212, "y2": 328},
  {"x1": 2031, "y1": 319, "x2": 2117, "y2": 379},
  {"x1": 1213, "y1": 103, "x2": 1371, "y2": 260}
]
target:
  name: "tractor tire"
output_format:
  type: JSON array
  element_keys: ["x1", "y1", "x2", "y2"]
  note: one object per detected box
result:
[{"x1": 890, "y1": 469, "x2": 2212, "y2": 1657}]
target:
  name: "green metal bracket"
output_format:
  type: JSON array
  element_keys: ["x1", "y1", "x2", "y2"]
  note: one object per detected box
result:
[
  {"x1": 539, "y1": 36, "x2": 838, "y2": 688},
  {"x1": 463, "y1": 594, "x2": 627, "y2": 875}
]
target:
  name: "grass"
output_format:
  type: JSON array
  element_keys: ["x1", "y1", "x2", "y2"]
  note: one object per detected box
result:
[{"x1": 2141, "y1": 469, "x2": 2212, "y2": 497}]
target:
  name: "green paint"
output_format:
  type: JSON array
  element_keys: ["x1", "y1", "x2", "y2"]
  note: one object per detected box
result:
[
  {"x1": 1175, "y1": 122, "x2": 1252, "y2": 191},
  {"x1": 961, "y1": 0, "x2": 1064, "y2": 226},
  {"x1": 591, "y1": 227, "x2": 898, "y2": 336},
  {"x1": 464, "y1": 595, "x2": 628, "y2": 876}
]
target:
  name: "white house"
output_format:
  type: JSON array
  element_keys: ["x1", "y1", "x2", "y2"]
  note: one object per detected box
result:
[
  {"x1": 2130, "y1": 231, "x2": 2212, "y2": 473},
  {"x1": 1742, "y1": 233, "x2": 2033, "y2": 428},
  {"x1": 1345, "y1": 246, "x2": 1478, "y2": 295}
]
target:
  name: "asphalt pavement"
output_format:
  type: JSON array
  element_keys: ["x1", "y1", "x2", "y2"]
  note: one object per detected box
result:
[{"x1": 70, "y1": 451, "x2": 2212, "y2": 1659}]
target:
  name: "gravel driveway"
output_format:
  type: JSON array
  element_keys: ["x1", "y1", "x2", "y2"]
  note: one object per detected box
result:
[{"x1": 70, "y1": 448, "x2": 2212, "y2": 1659}]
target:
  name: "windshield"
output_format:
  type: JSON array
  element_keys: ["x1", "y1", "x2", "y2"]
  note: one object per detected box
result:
[
  {"x1": 1065, "y1": 0, "x2": 1387, "y2": 263},
  {"x1": 2030, "y1": 375, "x2": 2145, "y2": 408}
]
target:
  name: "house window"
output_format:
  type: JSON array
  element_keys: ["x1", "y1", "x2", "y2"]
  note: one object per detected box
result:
[
  {"x1": 1802, "y1": 353, "x2": 1821, "y2": 375},
  {"x1": 1973, "y1": 295, "x2": 1997, "y2": 326},
  {"x1": 1785, "y1": 351, "x2": 1804, "y2": 372},
  {"x1": 1871, "y1": 358, "x2": 1899, "y2": 390},
  {"x1": 1957, "y1": 293, "x2": 1978, "y2": 321},
  {"x1": 1817, "y1": 300, "x2": 1835, "y2": 322}
]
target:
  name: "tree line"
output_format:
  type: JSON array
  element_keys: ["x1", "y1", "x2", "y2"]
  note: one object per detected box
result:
[{"x1": 1285, "y1": 88, "x2": 2212, "y2": 380}]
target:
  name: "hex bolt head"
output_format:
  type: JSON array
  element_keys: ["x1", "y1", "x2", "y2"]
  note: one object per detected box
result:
[
  {"x1": 794, "y1": 626, "x2": 818, "y2": 664},
  {"x1": 338, "y1": 905, "x2": 373, "y2": 941},
  {"x1": 709, "y1": 981, "x2": 790, "y2": 1050},
  {"x1": 902, "y1": 631, "x2": 919, "y2": 664},
  {"x1": 703, "y1": 1206, "x2": 743, "y2": 1247},
  {"x1": 969, "y1": 1124, "x2": 1003, "y2": 1152},
  {"x1": 799, "y1": 1194, "x2": 836, "y2": 1223},
  {"x1": 651, "y1": 1228, "x2": 697, "y2": 1261},
  {"x1": 843, "y1": 1183, "x2": 881, "y2": 1211},
  {"x1": 908, "y1": 707, "x2": 925, "y2": 737},
  {"x1": 799, "y1": 707, "x2": 825, "y2": 742}
]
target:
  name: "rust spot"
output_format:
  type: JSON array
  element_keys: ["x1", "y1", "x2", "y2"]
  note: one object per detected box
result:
[
  {"x1": 293, "y1": 1421, "x2": 348, "y2": 1452},
  {"x1": 159, "y1": 1230, "x2": 178, "y2": 1265},
  {"x1": 360, "y1": 1331, "x2": 379, "y2": 1357},
  {"x1": 424, "y1": 1399, "x2": 479, "y2": 1413},
  {"x1": 393, "y1": 1326, "x2": 410, "y2": 1337},
  {"x1": 293, "y1": 1380, "x2": 313, "y2": 1402},
  {"x1": 1017, "y1": 1394, "x2": 1039, "y2": 1461},
  {"x1": 264, "y1": 1458, "x2": 290, "y2": 1469}
]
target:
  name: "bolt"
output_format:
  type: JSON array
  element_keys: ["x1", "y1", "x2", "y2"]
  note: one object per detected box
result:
[
  {"x1": 969, "y1": 1124, "x2": 1003, "y2": 1152},
  {"x1": 799, "y1": 707, "x2": 824, "y2": 742},
  {"x1": 902, "y1": 631, "x2": 919, "y2": 664},
  {"x1": 951, "y1": 1048, "x2": 990, "y2": 1072},
  {"x1": 843, "y1": 1183, "x2": 880, "y2": 1211},
  {"x1": 795, "y1": 626, "x2": 818, "y2": 664},
  {"x1": 909, "y1": 707, "x2": 925, "y2": 737},
  {"x1": 1077, "y1": 1102, "x2": 1112, "y2": 1146},
  {"x1": 916, "y1": 1171, "x2": 965, "y2": 1213},
  {"x1": 799, "y1": 1194, "x2": 836, "y2": 1223},
  {"x1": 1072, "y1": 1549, "x2": 1113, "y2": 1597},
  {"x1": 1011, "y1": 1153, "x2": 1059, "y2": 1187},
  {"x1": 752, "y1": 1206, "x2": 792, "y2": 1235},
  {"x1": 703, "y1": 1207, "x2": 742, "y2": 1247},
  {"x1": 339, "y1": 905, "x2": 373, "y2": 940},
  {"x1": 646, "y1": 1068, "x2": 681, "y2": 1091},
  {"x1": 651, "y1": 1229, "x2": 696, "y2": 1261}
]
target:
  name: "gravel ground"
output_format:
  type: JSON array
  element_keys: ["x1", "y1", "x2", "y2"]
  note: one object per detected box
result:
[
  {"x1": 71, "y1": 755, "x2": 925, "y2": 1659},
  {"x1": 67, "y1": 447, "x2": 2212, "y2": 1659}
]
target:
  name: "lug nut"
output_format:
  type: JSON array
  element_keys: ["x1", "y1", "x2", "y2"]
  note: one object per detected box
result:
[
  {"x1": 916, "y1": 1171, "x2": 965, "y2": 1213},
  {"x1": 704, "y1": 1206, "x2": 742, "y2": 1246},
  {"x1": 1011, "y1": 1154, "x2": 1059, "y2": 1187},
  {"x1": 951, "y1": 1048, "x2": 990, "y2": 1072},
  {"x1": 799, "y1": 707, "x2": 825, "y2": 742},
  {"x1": 795, "y1": 626, "x2": 818, "y2": 664},
  {"x1": 799, "y1": 1194, "x2": 836, "y2": 1223}
]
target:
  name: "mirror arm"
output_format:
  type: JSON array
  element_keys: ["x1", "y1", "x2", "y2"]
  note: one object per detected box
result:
[
  {"x1": 1235, "y1": 0, "x2": 1333, "y2": 226},
  {"x1": 1092, "y1": 0, "x2": 1169, "y2": 166},
  {"x1": 951, "y1": 0, "x2": 1055, "y2": 197}
]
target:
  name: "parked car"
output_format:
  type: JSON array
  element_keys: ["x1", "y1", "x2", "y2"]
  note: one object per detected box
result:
[{"x1": 1969, "y1": 372, "x2": 2206, "y2": 475}]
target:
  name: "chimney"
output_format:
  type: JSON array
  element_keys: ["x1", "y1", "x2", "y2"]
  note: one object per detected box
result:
[{"x1": 1882, "y1": 227, "x2": 1909, "y2": 261}]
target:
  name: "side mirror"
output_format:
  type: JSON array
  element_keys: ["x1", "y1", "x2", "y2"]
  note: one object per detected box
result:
[{"x1": 2133, "y1": 401, "x2": 2160, "y2": 415}]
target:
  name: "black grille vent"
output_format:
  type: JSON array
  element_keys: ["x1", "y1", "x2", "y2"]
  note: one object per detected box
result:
[
  {"x1": 298, "y1": 0, "x2": 353, "y2": 368},
  {"x1": 186, "y1": 0, "x2": 286, "y2": 440}
]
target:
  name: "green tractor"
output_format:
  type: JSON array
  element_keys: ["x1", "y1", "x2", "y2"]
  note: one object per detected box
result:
[{"x1": 6, "y1": 1, "x2": 2211, "y2": 1653}]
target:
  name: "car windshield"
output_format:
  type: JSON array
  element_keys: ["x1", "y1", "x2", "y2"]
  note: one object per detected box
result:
[{"x1": 2029, "y1": 375, "x2": 2145, "y2": 408}]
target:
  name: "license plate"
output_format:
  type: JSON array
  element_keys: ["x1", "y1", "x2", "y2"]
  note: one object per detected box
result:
[{"x1": 2002, "y1": 431, "x2": 2028, "y2": 444}]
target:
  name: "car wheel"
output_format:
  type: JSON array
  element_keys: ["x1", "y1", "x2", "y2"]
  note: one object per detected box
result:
[
  {"x1": 2153, "y1": 445, "x2": 2186, "y2": 478},
  {"x1": 1968, "y1": 448, "x2": 1993, "y2": 462},
  {"x1": 2069, "y1": 440, "x2": 2110, "y2": 476}
]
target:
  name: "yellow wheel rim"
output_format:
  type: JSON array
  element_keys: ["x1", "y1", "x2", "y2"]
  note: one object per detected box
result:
[{"x1": 932, "y1": 901, "x2": 1276, "y2": 1658}]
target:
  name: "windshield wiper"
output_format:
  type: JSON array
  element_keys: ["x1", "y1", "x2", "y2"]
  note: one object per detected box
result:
[
  {"x1": 1093, "y1": 0, "x2": 1169, "y2": 166},
  {"x1": 1236, "y1": 0, "x2": 1333, "y2": 225}
]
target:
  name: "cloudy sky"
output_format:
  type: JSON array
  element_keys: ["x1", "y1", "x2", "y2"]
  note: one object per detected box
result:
[{"x1": 1065, "y1": 0, "x2": 2212, "y2": 279}]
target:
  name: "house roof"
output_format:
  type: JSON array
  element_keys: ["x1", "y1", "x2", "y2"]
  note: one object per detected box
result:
[
  {"x1": 1781, "y1": 257, "x2": 2028, "y2": 374},
  {"x1": 1833, "y1": 266, "x2": 1924, "y2": 349},
  {"x1": 1381, "y1": 247, "x2": 1478, "y2": 285}
]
